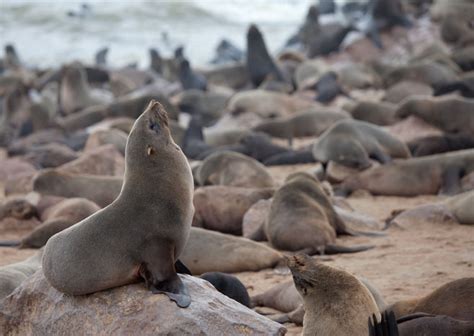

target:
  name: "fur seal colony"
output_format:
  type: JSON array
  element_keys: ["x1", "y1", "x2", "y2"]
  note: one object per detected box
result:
[{"x1": 0, "y1": 0, "x2": 473, "y2": 334}]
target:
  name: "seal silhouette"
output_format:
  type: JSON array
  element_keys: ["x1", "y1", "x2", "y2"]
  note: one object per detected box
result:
[{"x1": 42, "y1": 100, "x2": 195, "y2": 308}]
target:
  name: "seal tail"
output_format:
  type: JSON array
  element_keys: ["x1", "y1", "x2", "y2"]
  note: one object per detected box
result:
[
  {"x1": 0, "y1": 240, "x2": 21, "y2": 247},
  {"x1": 323, "y1": 244, "x2": 374, "y2": 254},
  {"x1": 369, "y1": 310, "x2": 399, "y2": 336}
]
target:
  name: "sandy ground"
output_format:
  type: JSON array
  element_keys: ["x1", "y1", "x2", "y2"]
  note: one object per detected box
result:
[{"x1": 1, "y1": 165, "x2": 473, "y2": 335}]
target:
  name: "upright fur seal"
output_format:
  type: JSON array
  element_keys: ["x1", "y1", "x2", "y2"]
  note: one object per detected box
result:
[
  {"x1": 288, "y1": 254, "x2": 379, "y2": 336},
  {"x1": 42, "y1": 101, "x2": 194, "y2": 308},
  {"x1": 246, "y1": 24, "x2": 285, "y2": 87},
  {"x1": 313, "y1": 119, "x2": 410, "y2": 169}
]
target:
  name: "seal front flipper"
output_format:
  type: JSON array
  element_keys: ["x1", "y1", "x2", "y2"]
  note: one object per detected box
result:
[{"x1": 140, "y1": 244, "x2": 191, "y2": 308}]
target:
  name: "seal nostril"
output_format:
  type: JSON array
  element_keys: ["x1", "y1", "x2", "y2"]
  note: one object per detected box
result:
[{"x1": 149, "y1": 121, "x2": 161, "y2": 133}]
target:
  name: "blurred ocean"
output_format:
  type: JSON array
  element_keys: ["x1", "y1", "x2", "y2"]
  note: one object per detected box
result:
[{"x1": 0, "y1": 0, "x2": 327, "y2": 68}]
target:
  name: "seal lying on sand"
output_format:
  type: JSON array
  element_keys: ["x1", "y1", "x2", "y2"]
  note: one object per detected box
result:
[
  {"x1": 42, "y1": 101, "x2": 194, "y2": 308},
  {"x1": 313, "y1": 119, "x2": 410, "y2": 169},
  {"x1": 258, "y1": 172, "x2": 377, "y2": 254},
  {"x1": 339, "y1": 149, "x2": 474, "y2": 196},
  {"x1": 408, "y1": 133, "x2": 474, "y2": 157}
]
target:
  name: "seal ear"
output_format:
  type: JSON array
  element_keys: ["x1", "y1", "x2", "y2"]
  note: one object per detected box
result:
[{"x1": 147, "y1": 145, "x2": 155, "y2": 156}]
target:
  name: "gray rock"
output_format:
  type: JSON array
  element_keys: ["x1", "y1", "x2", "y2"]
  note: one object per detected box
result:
[{"x1": 0, "y1": 271, "x2": 286, "y2": 336}]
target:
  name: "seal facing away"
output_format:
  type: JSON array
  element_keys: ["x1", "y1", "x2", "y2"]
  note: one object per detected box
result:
[{"x1": 42, "y1": 100, "x2": 194, "y2": 308}]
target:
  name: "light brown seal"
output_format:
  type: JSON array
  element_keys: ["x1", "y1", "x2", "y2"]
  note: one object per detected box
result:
[
  {"x1": 42, "y1": 100, "x2": 194, "y2": 307},
  {"x1": 288, "y1": 254, "x2": 379, "y2": 336}
]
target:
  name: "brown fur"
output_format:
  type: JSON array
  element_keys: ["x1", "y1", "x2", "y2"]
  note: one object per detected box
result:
[
  {"x1": 388, "y1": 278, "x2": 474, "y2": 321},
  {"x1": 42, "y1": 101, "x2": 194, "y2": 307},
  {"x1": 287, "y1": 254, "x2": 379, "y2": 336}
]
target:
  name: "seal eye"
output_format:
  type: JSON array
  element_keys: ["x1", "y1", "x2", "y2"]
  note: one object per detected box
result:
[{"x1": 149, "y1": 120, "x2": 161, "y2": 134}]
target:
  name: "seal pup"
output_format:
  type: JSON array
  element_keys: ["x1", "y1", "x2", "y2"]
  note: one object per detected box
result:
[
  {"x1": 288, "y1": 254, "x2": 379, "y2": 336},
  {"x1": 200, "y1": 272, "x2": 250, "y2": 307},
  {"x1": 313, "y1": 71, "x2": 347, "y2": 103},
  {"x1": 387, "y1": 278, "x2": 474, "y2": 321},
  {"x1": 313, "y1": 119, "x2": 410, "y2": 170},
  {"x1": 42, "y1": 101, "x2": 194, "y2": 308},
  {"x1": 262, "y1": 172, "x2": 376, "y2": 254},
  {"x1": 339, "y1": 149, "x2": 474, "y2": 196},
  {"x1": 246, "y1": 24, "x2": 285, "y2": 87}
]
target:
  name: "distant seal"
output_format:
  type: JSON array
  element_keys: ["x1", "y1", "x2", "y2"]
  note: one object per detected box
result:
[
  {"x1": 246, "y1": 24, "x2": 285, "y2": 87},
  {"x1": 0, "y1": 198, "x2": 100, "y2": 249},
  {"x1": 33, "y1": 170, "x2": 123, "y2": 207},
  {"x1": 288, "y1": 254, "x2": 379, "y2": 336},
  {"x1": 42, "y1": 101, "x2": 194, "y2": 307},
  {"x1": 348, "y1": 100, "x2": 398, "y2": 126},
  {"x1": 253, "y1": 109, "x2": 349, "y2": 144},
  {"x1": 200, "y1": 272, "x2": 250, "y2": 307},
  {"x1": 261, "y1": 172, "x2": 376, "y2": 254},
  {"x1": 339, "y1": 149, "x2": 474, "y2": 196},
  {"x1": 313, "y1": 71, "x2": 347, "y2": 103},
  {"x1": 383, "y1": 80, "x2": 433, "y2": 104},
  {"x1": 396, "y1": 96, "x2": 474, "y2": 134},
  {"x1": 196, "y1": 151, "x2": 275, "y2": 188},
  {"x1": 387, "y1": 277, "x2": 474, "y2": 320},
  {"x1": 180, "y1": 227, "x2": 283, "y2": 275},
  {"x1": 178, "y1": 58, "x2": 207, "y2": 91},
  {"x1": 95, "y1": 47, "x2": 108, "y2": 66},
  {"x1": 192, "y1": 186, "x2": 274, "y2": 235},
  {"x1": 313, "y1": 119, "x2": 410, "y2": 170},
  {"x1": 59, "y1": 62, "x2": 112, "y2": 115},
  {"x1": 0, "y1": 250, "x2": 43, "y2": 300},
  {"x1": 408, "y1": 133, "x2": 474, "y2": 157},
  {"x1": 211, "y1": 39, "x2": 244, "y2": 65},
  {"x1": 307, "y1": 23, "x2": 353, "y2": 57},
  {"x1": 398, "y1": 314, "x2": 474, "y2": 336}
]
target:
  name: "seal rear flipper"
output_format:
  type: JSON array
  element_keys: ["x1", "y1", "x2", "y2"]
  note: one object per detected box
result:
[
  {"x1": 343, "y1": 227, "x2": 386, "y2": 237},
  {"x1": 324, "y1": 244, "x2": 374, "y2": 254},
  {"x1": 0, "y1": 240, "x2": 21, "y2": 247}
]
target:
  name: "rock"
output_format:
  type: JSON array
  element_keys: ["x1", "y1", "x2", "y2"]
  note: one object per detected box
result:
[
  {"x1": 0, "y1": 272, "x2": 286, "y2": 336},
  {"x1": 57, "y1": 144, "x2": 125, "y2": 176}
]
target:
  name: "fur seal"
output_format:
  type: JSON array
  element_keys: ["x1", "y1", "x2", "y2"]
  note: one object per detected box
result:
[
  {"x1": 200, "y1": 272, "x2": 250, "y2": 307},
  {"x1": 307, "y1": 23, "x2": 353, "y2": 57},
  {"x1": 383, "y1": 80, "x2": 433, "y2": 104},
  {"x1": 0, "y1": 198, "x2": 100, "y2": 249},
  {"x1": 313, "y1": 71, "x2": 347, "y2": 103},
  {"x1": 178, "y1": 58, "x2": 207, "y2": 91},
  {"x1": 0, "y1": 197, "x2": 38, "y2": 221},
  {"x1": 180, "y1": 227, "x2": 283, "y2": 274},
  {"x1": 0, "y1": 250, "x2": 43, "y2": 300},
  {"x1": 95, "y1": 47, "x2": 108, "y2": 66},
  {"x1": 387, "y1": 278, "x2": 474, "y2": 320},
  {"x1": 246, "y1": 24, "x2": 285, "y2": 87},
  {"x1": 348, "y1": 100, "x2": 398, "y2": 126},
  {"x1": 261, "y1": 172, "x2": 376, "y2": 254},
  {"x1": 192, "y1": 186, "x2": 274, "y2": 235},
  {"x1": 211, "y1": 39, "x2": 244, "y2": 65},
  {"x1": 33, "y1": 170, "x2": 123, "y2": 207},
  {"x1": 288, "y1": 254, "x2": 379, "y2": 336},
  {"x1": 396, "y1": 96, "x2": 474, "y2": 134},
  {"x1": 59, "y1": 62, "x2": 112, "y2": 115},
  {"x1": 196, "y1": 151, "x2": 275, "y2": 188},
  {"x1": 397, "y1": 314, "x2": 474, "y2": 336},
  {"x1": 253, "y1": 109, "x2": 349, "y2": 144},
  {"x1": 408, "y1": 133, "x2": 474, "y2": 157},
  {"x1": 22, "y1": 143, "x2": 79, "y2": 169},
  {"x1": 42, "y1": 101, "x2": 194, "y2": 307},
  {"x1": 339, "y1": 149, "x2": 474, "y2": 196},
  {"x1": 313, "y1": 119, "x2": 410, "y2": 170}
]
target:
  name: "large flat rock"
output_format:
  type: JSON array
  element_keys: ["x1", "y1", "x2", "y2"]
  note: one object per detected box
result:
[{"x1": 0, "y1": 271, "x2": 286, "y2": 335}]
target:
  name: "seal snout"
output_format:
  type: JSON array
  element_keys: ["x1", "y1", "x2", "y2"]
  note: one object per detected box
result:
[{"x1": 147, "y1": 100, "x2": 169, "y2": 129}]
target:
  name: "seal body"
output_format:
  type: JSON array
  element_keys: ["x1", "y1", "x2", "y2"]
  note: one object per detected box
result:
[{"x1": 42, "y1": 101, "x2": 194, "y2": 307}]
